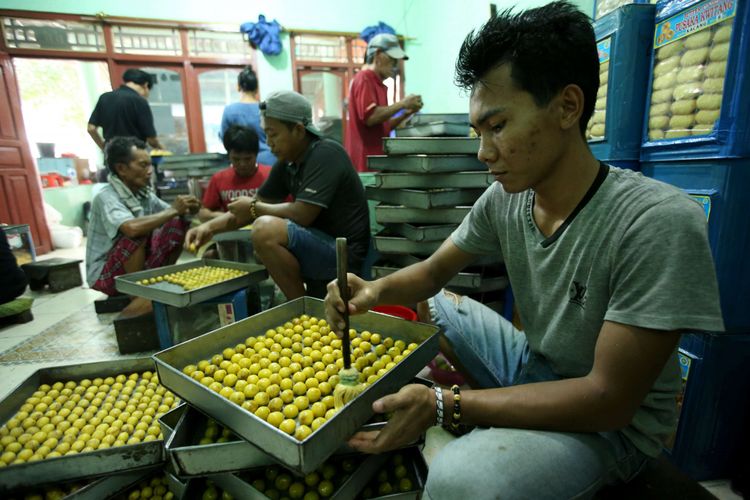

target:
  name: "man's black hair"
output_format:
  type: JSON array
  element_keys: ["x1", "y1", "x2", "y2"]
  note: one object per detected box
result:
[
  {"x1": 223, "y1": 125, "x2": 260, "y2": 154},
  {"x1": 105, "y1": 136, "x2": 148, "y2": 175},
  {"x1": 123, "y1": 68, "x2": 157, "y2": 90},
  {"x1": 455, "y1": 0, "x2": 599, "y2": 135},
  {"x1": 238, "y1": 66, "x2": 258, "y2": 93}
]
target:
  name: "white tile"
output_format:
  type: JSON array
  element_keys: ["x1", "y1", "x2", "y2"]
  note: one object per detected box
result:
[
  {"x1": 700, "y1": 480, "x2": 743, "y2": 500},
  {"x1": 0, "y1": 336, "x2": 27, "y2": 353}
]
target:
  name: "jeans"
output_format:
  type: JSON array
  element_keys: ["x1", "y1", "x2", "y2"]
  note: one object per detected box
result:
[{"x1": 423, "y1": 292, "x2": 648, "y2": 500}]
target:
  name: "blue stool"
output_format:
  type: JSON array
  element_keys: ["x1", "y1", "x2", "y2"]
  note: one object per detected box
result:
[{"x1": 152, "y1": 288, "x2": 249, "y2": 349}]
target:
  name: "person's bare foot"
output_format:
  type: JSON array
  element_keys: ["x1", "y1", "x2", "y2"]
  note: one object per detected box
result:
[{"x1": 120, "y1": 296, "x2": 153, "y2": 317}]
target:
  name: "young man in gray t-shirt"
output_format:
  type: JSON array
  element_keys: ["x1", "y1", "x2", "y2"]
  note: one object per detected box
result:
[{"x1": 324, "y1": 2, "x2": 723, "y2": 498}]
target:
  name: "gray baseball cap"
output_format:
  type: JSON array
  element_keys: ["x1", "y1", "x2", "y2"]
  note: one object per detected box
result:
[
  {"x1": 260, "y1": 90, "x2": 323, "y2": 136},
  {"x1": 367, "y1": 33, "x2": 408, "y2": 60}
]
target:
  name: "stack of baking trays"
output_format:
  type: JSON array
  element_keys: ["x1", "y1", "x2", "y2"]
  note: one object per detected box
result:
[
  {"x1": 154, "y1": 296, "x2": 438, "y2": 498},
  {"x1": 155, "y1": 153, "x2": 227, "y2": 203},
  {"x1": 0, "y1": 298, "x2": 439, "y2": 499},
  {"x1": 395, "y1": 113, "x2": 470, "y2": 138},
  {"x1": 0, "y1": 358, "x2": 187, "y2": 499},
  {"x1": 367, "y1": 137, "x2": 509, "y2": 308}
]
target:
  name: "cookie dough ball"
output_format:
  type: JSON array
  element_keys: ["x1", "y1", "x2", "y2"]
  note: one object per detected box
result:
[
  {"x1": 697, "y1": 93, "x2": 722, "y2": 111},
  {"x1": 696, "y1": 109, "x2": 720, "y2": 125},
  {"x1": 669, "y1": 114, "x2": 696, "y2": 130},
  {"x1": 671, "y1": 99, "x2": 697, "y2": 115},
  {"x1": 600, "y1": 69, "x2": 609, "y2": 85},
  {"x1": 673, "y1": 83, "x2": 702, "y2": 101},
  {"x1": 680, "y1": 47, "x2": 709, "y2": 67},
  {"x1": 595, "y1": 96, "x2": 607, "y2": 110},
  {"x1": 709, "y1": 43, "x2": 730, "y2": 62},
  {"x1": 676, "y1": 65, "x2": 704, "y2": 84},
  {"x1": 651, "y1": 88, "x2": 673, "y2": 104},
  {"x1": 653, "y1": 72, "x2": 677, "y2": 90},
  {"x1": 705, "y1": 61, "x2": 727, "y2": 78},
  {"x1": 712, "y1": 24, "x2": 732, "y2": 44},
  {"x1": 657, "y1": 40, "x2": 685, "y2": 60},
  {"x1": 650, "y1": 103, "x2": 671, "y2": 117},
  {"x1": 665, "y1": 129, "x2": 692, "y2": 139},
  {"x1": 654, "y1": 55, "x2": 680, "y2": 77},
  {"x1": 649, "y1": 129, "x2": 666, "y2": 141},
  {"x1": 590, "y1": 123, "x2": 606, "y2": 138},
  {"x1": 703, "y1": 78, "x2": 724, "y2": 94},
  {"x1": 691, "y1": 125, "x2": 713, "y2": 136},
  {"x1": 649, "y1": 115, "x2": 669, "y2": 130},
  {"x1": 684, "y1": 29, "x2": 712, "y2": 49},
  {"x1": 591, "y1": 110, "x2": 606, "y2": 125}
]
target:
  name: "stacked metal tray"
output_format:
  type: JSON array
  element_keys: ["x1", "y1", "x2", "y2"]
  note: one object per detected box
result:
[
  {"x1": 158, "y1": 153, "x2": 227, "y2": 179},
  {"x1": 153, "y1": 297, "x2": 439, "y2": 475},
  {"x1": 115, "y1": 259, "x2": 267, "y2": 308},
  {"x1": 0, "y1": 358, "x2": 167, "y2": 493}
]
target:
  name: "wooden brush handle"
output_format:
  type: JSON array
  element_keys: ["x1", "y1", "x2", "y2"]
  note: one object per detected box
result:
[{"x1": 336, "y1": 237, "x2": 351, "y2": 370}]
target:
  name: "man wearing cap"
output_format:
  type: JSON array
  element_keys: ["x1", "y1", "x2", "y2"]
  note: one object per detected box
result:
[
  {"x1": 88, "y1": 69, "x2": 164, "y2": 151},
  {"x1": 345, "y1": 33, "x2": 424, "y2": 172},
  {"x1": 186, "y1": 90, "x2": 370, "y2": 301}
]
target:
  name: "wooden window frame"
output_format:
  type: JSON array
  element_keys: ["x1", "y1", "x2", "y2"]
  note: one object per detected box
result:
[{"x1": 0, "y1": 9, "x2": 258, "y2": 153}]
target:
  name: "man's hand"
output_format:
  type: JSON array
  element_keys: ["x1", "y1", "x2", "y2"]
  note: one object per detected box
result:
[
  {"x1": 401, "y1": 94, "x2": 424, "y2": 112},
  {"x1": 227, "y1": 196, "x2": 255, "y2": 218},
  {"x1": 184, "y1": 224, "x2": 213, "y2": 252},
  {"x1": 325, "y1": 274, "x2": 379, "y2": 336},
  {"x1": 173, "y1": 195, "x2": 200, "y2": 215},
  {"x1": 348, "y1": 384, "x2": 435, "y2": 454}
]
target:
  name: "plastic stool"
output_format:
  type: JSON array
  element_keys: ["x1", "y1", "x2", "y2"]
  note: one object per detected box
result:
[{"x1": 21, "y1": 258, "x2": 82, "y2": 292}]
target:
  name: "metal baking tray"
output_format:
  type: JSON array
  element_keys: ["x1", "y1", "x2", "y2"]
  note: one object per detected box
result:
[
  {"x1": 373, "y1": 265, "x2": 508, "y2": 292},
  {"x1": 362, "y1": 446, "x2": 428, "y2": 500},
  {"x1": 370, "y1": 172, "x2": 492, "y2": 189},
  {"x1": 165, "y1": 379, "x2": 430, "y2": 477},
  {"x1": 395, "y1": 122, "x2": 470, "y2": 138},
  {"x1": 410, "y1": 113, "x2": 469, "y2": 125},
  {"x1": 382, "y1": 137, "x2": 479, "y2": 155},
  {"x1": 0, "y1": 358, "x2": 165, "y2": 493},
  {"x1": 374, "y1": 236, "x2": 442, "y2": 256},
  {"x1": 368, "y1": 155, "x2": 484, "y2": 173},
  {"x1": 375, "y1": 205, "x2": 471, "y2": 224},
  {"x1": 385, "y1": 223, "x2": 457, "y2": 242},
  {"x1": 159, "y1": 153, "x2": 227, "y2": 167},
  {"x1": 366, "y1": 187, "x2": 484, "y2": 210},
  {"x1": 153, "y1": 297, "x2": 439, "y2": 475},
  {"x1": 115, "y1": 259, "x2": 267, "y2": 308},
  {"x1": 158, "y1": 403, "x2": 187, "y2": 443},
  {"x1": 179, "y1": 475, "x2": 236, "y2": 500},
  {"x1": 218, "y1": 453, "x2": 389, "y2": 500}
]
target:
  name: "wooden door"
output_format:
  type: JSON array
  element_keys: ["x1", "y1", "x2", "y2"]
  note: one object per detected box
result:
[{"x1": 0, "y1": 52, "x2": 51, "y2": 255}]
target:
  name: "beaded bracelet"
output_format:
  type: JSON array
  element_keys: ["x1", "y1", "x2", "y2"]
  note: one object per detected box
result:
[
  {"x1": 434, "y1": 386, "x2": 444, "y2": 426},
  {"x1": 449, "y1": 384, "x2": 462, "y2": 431},
  {"x1": 249, "y1": 200, "x2": 258, "y2": 220}
]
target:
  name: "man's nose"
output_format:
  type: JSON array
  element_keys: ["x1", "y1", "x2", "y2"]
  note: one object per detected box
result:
[{"x1": 477, "y1": 135, "x2": 497, "y2": 164}]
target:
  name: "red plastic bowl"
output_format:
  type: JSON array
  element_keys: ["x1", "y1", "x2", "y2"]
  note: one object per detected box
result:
[{"x1": 372, "y1": 305, "x2": 418, "y2": 321}]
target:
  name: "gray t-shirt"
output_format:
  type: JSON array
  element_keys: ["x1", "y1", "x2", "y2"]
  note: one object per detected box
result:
[
  {"x1": 85, "y1": 184, "x2": 170, "y2": 286},
  {"x1": 452, "y1": 166, "x2": 724, "y2": 456}
]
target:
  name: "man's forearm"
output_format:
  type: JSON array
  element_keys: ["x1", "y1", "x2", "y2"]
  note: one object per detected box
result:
[
  {"x1": 198, "y1": 207, "x2": 224, "y2": 223},
  {"x1": 121, "y1": 207, "x2": 179, "y2": 238},
  {"x1": 365, "y1": 102, "x2": 406, "y2": 127},
  {"x1": 88, "y1": 127, "x2": 105, "y2": 150},
  {"x1": 147, "y1": 137, "x2": 164, "y2": 150}
]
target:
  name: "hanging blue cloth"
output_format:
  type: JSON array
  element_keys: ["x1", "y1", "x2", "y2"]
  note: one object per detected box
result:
[
  {"x1": 360, "y1": 22, "x2": 396, "y2": 43},
  {"x1": 240, "y1": 15, "x2": 282, "y2": 56}
]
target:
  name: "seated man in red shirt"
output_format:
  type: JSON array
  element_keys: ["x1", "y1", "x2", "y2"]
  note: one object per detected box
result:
[
  {"x1": 345, "y1": 33, "x2": 424, "y2": 172},
  {"x1": 198, "y1": 125, "x2": 272, "y2": 222}
]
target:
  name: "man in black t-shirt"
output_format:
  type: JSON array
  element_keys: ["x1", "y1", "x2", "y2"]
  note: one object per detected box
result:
[
  {"x1": 186, "y1": 90, "x2": 370, "y2": 300},
  {"x1": 87, "y1": 69, "x2": 164, "y2": 151}
]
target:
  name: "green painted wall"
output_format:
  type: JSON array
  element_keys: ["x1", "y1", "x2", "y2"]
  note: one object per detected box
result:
[{"x1": 4, "y1": 0, "x2": 594, "y2": 113}]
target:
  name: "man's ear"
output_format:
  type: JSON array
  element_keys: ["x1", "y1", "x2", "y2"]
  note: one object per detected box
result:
[
  {"x1": 294, "y1": 123, "x2": 307, "y2": 139},
  {"x1": 112, "y1": 162, "x2": 127, "y2": 177},
  {"x1": 558, "y1": 84, "x2": 585, "y2": 132}
]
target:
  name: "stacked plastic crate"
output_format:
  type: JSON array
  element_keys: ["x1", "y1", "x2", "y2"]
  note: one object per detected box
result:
[
  {"x1": 594, "y1": 0, "x2": 653, "y2": 20},
  {"x1": 639, "y1": 0, "x2": 750, "y2": 480},
  {"x1": 366, "y1": 134, "x2": 510, "y2": 313},
  {"x1": 588, "y1": 3, "x2": 656, "y2": 170}
]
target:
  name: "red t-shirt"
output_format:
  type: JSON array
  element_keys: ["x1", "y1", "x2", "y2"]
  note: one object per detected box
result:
[
  {"x1": 201, "y1": 164, "x2": 271, "y2": 212},
  {"x1": 345, "y1": 69, "x2": 390, "y2": 173}
]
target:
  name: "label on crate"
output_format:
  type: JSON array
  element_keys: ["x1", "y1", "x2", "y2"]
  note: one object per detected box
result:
[
  {"x1": 678, "y1": 351, "x2": 692, "y2": 381},
  {"x1": 690, "y1": 194, "x2": 712, "y2": 221},
  {"x1": 217, "y1": 303, "x2": 235, "y2": 326},
  {"x1": 654, "y1": 0, "x2": 736, "y2": 48},
  {"x1": 597, "y1": 37, "x2": 611, "y2": 64}
]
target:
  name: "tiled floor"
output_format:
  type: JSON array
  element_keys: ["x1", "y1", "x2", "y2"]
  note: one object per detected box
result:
[{"x1": 0, "y1": 243, "x2": 743, "y2": 499}]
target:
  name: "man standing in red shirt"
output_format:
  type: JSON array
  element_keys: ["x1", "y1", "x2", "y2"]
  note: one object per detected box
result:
[
  {"x1": 345, "y1": 33, "x2": 424, "y2": 172},
  {"x1": 199, "y1": 125, "x2": 272, "y2": 221}
]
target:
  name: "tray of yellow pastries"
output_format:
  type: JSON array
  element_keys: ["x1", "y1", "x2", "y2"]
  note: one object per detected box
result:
[
  {"x1": 153, "y1": 297, "x2": 439, "y2": 475},
  {"x1": 0, "y1": 358, "x2": 181, "y2": 493},
  {"x1": 116, "y1": 258, "x2": 267, "y2": 308}
]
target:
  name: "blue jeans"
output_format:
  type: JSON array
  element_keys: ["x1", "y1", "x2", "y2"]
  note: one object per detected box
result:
[
  {"x1": 424, "y1": 292, "x2": 648, "y2": 500},
  {"x1": 286, "y1": 221, "x2": 337, "y2": 281}
]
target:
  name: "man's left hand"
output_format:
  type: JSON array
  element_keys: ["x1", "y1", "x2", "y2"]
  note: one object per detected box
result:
[
  {"x1": 227, "y1": 196, "x2": 255, "y2": 217},
  {"x1": 347, "y1": 383, "x2": 435, "y2": 454}
]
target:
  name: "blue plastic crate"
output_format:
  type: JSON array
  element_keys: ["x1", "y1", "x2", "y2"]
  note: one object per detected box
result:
[
  {"x1": 588, "y1": 4, "x2": 656, "y2": 162},
  {"x1": 642, "y1": 158, "x2": 750, "y2": 332},
  {"x1": 666, "y1": 332, "x2": 750, "y2": 479},
  {"x1": 640, "y1": 0, "x2": 750, "y2": 160},
  {"x1": 594, "y1": 0, "x2": 652, "y2": 20}
]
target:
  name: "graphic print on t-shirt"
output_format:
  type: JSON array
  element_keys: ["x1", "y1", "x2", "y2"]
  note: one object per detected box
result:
[{"x1": 569, "y1": 280, "x2": 587, "y2": 307}]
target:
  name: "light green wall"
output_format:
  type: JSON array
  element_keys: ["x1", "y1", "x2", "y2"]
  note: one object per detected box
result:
[{"x1": 4, "y1": 0, "x2": 594, "y2": 113}]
